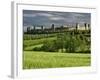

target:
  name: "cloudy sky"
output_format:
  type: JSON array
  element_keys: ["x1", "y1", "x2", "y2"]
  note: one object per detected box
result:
[{"x1": 23, "y1": 10, "x2": 91, "y2": 27}]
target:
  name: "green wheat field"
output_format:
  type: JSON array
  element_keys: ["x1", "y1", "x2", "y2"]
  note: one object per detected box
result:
[{"x1": 23, "y1": 51, "x2": 91, "y2": 69}]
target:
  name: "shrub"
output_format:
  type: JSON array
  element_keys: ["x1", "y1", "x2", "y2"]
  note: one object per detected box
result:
[
  {"x1": 40, "y1": 40, "x2": 58, "y2": 52},
  {"x1": 33, "y1": 47, "x2": 42, "y2": 51}
]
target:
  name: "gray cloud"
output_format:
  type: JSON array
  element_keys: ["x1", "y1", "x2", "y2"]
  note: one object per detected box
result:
[{"x1": 23, "y1": 10, "x2": 91, "y2": 27}]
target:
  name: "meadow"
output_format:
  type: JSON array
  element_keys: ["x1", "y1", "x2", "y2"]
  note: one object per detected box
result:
[{"x1": 23, "y1": 51, "x2": 91, "y2": 69}]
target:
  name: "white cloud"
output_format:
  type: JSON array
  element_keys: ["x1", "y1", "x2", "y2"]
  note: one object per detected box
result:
[
  {"x1": 23, "y1": 12, "x2": 54, "y2": 18},
  {"x1": 37, "y1": 13, "x2": 53, "y2": 17},
  {"x1": 23, "y1": 14, "x2": 37, "y2": 17},
  {"x1": 49, "y1": 17, "x2": 65, "y2": 20}
]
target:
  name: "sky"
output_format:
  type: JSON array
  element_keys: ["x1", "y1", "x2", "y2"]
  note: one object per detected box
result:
[{"x1": 23, "y1": 10, "x2": 91, "y2": 28}]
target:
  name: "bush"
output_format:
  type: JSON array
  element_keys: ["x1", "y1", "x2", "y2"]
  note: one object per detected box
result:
[
  {"x1": 40, "y1": 40, "x2": 58, "y2": 52},
  {"x1": 33, "y1": 47, "x2": 42, "y2": 51}
]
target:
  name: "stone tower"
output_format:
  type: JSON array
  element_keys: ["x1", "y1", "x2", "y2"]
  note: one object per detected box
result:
[{"x1": 76, "y1": 23, "x2": 79, "y2": 30}]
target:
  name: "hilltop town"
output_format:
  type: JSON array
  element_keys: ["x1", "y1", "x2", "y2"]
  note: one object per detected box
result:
[{"x1": 24, "y1": 23, "x2": 90, "y2": 34}]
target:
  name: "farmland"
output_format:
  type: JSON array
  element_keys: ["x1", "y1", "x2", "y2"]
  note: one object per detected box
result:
[{"x1": 23, "y1": 30, "x2": 91, "y2": 69}]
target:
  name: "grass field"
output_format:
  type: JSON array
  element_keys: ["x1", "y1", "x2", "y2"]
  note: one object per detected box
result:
[
  {"x1": 23, "y1": 51, "x2": 91, "y2": 69},
  {"x1": 24, "y1": 37, "x2": 56, "y2": 47}
]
